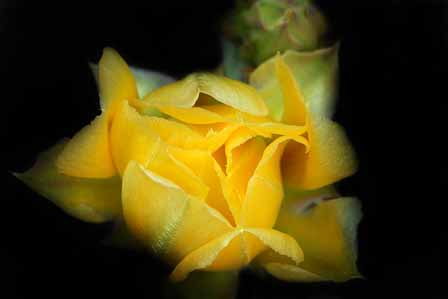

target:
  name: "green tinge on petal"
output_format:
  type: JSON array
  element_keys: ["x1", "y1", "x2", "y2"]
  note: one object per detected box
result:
[
  {"x1": 90, "y1": 63, "x2": 175, "y2": 99},
  {"x1": 143, "y1": 73, "x2": 269, "y2": 117},
  {"x1": 250, "y1": 45, "x2": 339, "y2": 119},
  {"x1": 98, "y1": 48, "x2": 138, "y2": 111},
  {"x1": 266, "y1": 196, "x2": 362, "y2": 282},
  {"x1": 15, "y1": 140, "x2": 122, "y2": 223},
  {"x1": 122, "y1": 161, "x2": 232, "y2": 263}
]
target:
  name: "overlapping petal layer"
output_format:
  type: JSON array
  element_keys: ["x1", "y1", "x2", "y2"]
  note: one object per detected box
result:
[{"x1": 258, "y1": 196, "x2": 362, "y2": 282}]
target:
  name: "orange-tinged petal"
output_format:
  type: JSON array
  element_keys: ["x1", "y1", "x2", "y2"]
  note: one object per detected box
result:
[
  {"x1": 56, "y1": 113, "x2": 116, "y2": 178},
  {"x1": 282, "y1": 115, "x2": 357, "y2": 189},
  {"x1": 99, "y1": 48, "x2": 138, "y2": 112},
  {"x1": 16, "y1": 140, "x2": 121, "y2": 223},
  {"x1": 274, "y1": 54, "x2": 307, "y2": 126},
  {"x1": 263, "y1": 197, "x2": 362, "y2": 282},
  {"x1": 122, "y1": 161, "x2": 233, "y2": 261}
]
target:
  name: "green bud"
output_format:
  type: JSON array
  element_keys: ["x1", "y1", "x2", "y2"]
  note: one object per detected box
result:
[{"x1": 225, "y1": 0, "x2": 329, "y2": 65}]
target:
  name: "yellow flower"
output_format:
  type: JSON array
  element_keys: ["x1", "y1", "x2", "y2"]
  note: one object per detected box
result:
[{"x1": 15, "y1": 47, "x2": 359, "y2": 282}]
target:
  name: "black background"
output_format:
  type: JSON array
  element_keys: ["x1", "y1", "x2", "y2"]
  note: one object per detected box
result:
[{"x1": 1, "y1": 1, "x2": 446, "y2": 298}]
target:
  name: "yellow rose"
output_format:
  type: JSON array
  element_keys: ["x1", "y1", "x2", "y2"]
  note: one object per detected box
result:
[{"x1": 15, "y1": 47, "x2": 359, "y2": 282}]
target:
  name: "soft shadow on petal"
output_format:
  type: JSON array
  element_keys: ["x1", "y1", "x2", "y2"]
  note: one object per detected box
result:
[
  {"x1": 143, "y1": 73, "x2": 268, "y2": 116},
  {"x1": 282, "y1": 115, "x2": 358, "y2": 190},
  {"x1": 122, "y1": 161, "x2": 233, "y2": 262},
  {"x1": 110, "y1": 100, "x2": 161, "y2": 174},
  {"x1": 170, "y1": 227, "x2": 303, "y2": 282},
  {"x1": 259, "y1": 197, "x2": 362, "y2": 282},
  {"x1": 241, "y1": 136, "x2": 307, "y2": 228},
  {"x1": 168, "y1": 147, "x2": 235, "y2": 225},
  {"x1": 56, "y1": 114, "x2": 117, "y2": 178},
  {"x1": 274, "y1": 54, "x2": 308, "y2": 126},
  {"x1": 111, "y1": 101, "x2": 209, "y2": 200},
  {"x1": 15, "y1": 140, "x2": 121, "y2": 223}
]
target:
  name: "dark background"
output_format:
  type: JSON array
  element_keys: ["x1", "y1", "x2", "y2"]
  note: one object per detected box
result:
[{"x1": 1, "y1": 0, "x2": 446, "y2": 298}]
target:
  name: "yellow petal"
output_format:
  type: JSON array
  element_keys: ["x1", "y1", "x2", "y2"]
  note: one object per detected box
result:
[
  {"x1": 245, "y1": 228, "x2": 303, "y2": 266},
  {"x1": 145, "y1": 116, "x2": 206, "y2": 149},
  {"x1": 122, "y1": 161, "x2": 232, "y2": 262},
  {"x1": 168, "y1": 147, "x2": 234, "y2": 225},
  {"x1": 156, "y1": 105, "x2": 226, "y2": 124},
  {"x1": 143, "y1": 73, "x2": 269, "y2": 117},
  {"x1": 90, "y1": 63, "x2": 174, "y2": 99},
  {"x1": 282, "y1": 115, "x2": 357, "y2": 189},
  {"x1": 267, "y1": 197, "x2": 362, "y2": 281},
  {"x1": 143, "y1": 74, "x2": 200, "y2": 107},
  {"x1": 16, "y1": 140, "x2": 121, "y2": 223},
  {"x1": 56, "y1": 114, "x2": 116, "y2": 178},
  {"x1": 110, "y1": 100, "x2": 161, "y2": 175},
  {"x1": 170, "y1": 230, "x2": 242, "y2": 282},
  {"x1": 195, "y1": 73, "x2": 268, "y2": 116},
  {"x1": 240, "y1": 136, "x2": 289, "y2": 228},
  {"x1": 202, "y1": 104, "x2": 306, "y2": 139},
  {"x1": 110, "y1": 101, "x2": 208, "y2": 199},
  {"x1": 224, "y1": 127, "x2": 261, "y2": 174},
  {"x1": 170, "y1": 227, "x2": 303, "y2": 282},
  {"x1": 250, "y1": 122, "x2": 306, "y2": 139},
  {"x1": 203, "y1": 124, "x2": 243, "y2": 152},
  {"x1": 226, "y1": 137, "x2": 266, "y2": 209},
  {"x1": 213, "y1": 156, "x2": 241, "y2": 225},
  {"x1": 274, "y1": 54, "x2": 307, "y2": 126},
  {"x1": 98, "y1": 48, "x2": 138, "y2": 112},
  {"x1": 148, "y1": 149, "x2": 209, "y2": 201}
]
